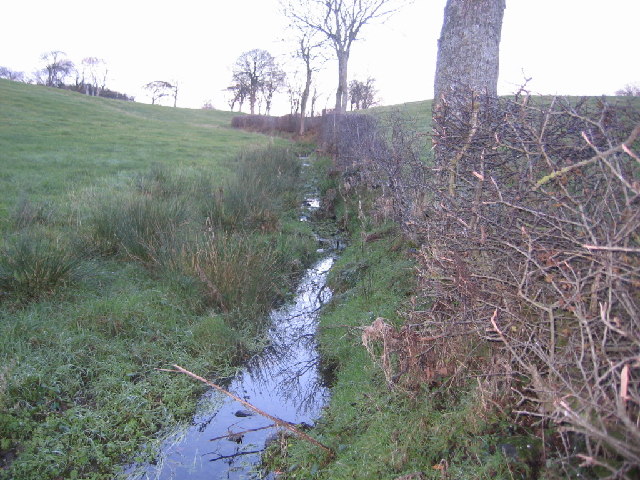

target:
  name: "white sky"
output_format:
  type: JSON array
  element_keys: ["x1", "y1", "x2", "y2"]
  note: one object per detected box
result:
[{"x1": 2, "y1": 1, "x2": 638, "y2": 113}]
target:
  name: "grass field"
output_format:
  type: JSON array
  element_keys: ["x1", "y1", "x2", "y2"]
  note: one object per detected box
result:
[
  {"x1": 0, "y1": 79, "x2": 317, "y2": 479},
  {"x1": 0, "y1": 79, "x2": 270, "y2": 229}
]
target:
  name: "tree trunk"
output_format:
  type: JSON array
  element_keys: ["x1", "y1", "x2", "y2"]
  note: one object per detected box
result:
[
  {"x1": 335, "y1": 50, "x2": 349, "y2": 113},
  {"x1": 432, "y1": 0, "x2": 506, "y2": 195},
  {"x1": 299, "y1": 65, "x2": 312, "y2": 135},
  {"x1": 433, "y1": 0, "x2": 505, "y2": 105}
]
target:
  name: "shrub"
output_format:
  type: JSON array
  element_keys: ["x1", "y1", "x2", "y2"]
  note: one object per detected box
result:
[
  {"x1": 89, "y1": 193, "x2": 191, "y2": 264},
  {"x1": 326, "y1": 94, "x2": 640, "y2": 476},
  {"x1": 189, "y1": 231, "x2": 312, "y2": 319},
  {"x1": 0, "y1": 230, "x2": 82, "y2": 302},
  {"x1": 208, "y1": 147, "x2": 301, "y2": 231},
  {"x1": 419, "y1": 95, "x2": 640, "y2": 476}
]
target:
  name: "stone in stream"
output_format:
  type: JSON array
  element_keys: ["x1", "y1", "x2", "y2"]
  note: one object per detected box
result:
[{"x1": 234, "y1": 409, "x2": 254, "y2": 417}]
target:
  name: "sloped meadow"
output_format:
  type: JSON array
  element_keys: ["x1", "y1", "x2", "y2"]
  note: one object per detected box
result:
[{"x1": 0, "y1": 80, "x2": 316, "y2": 479}]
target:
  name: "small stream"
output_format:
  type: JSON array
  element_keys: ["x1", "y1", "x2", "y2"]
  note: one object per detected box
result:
[{"x1": 129, "y1": 195, "x2": 336, "y2": 479}]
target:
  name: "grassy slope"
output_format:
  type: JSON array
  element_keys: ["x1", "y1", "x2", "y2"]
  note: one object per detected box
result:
[
  {"x1": 0, "y1": 79, "x2": 265, "y2": 228},
  {"x1": 0, "y1": 80, "x2": 312, "y2": 479}
]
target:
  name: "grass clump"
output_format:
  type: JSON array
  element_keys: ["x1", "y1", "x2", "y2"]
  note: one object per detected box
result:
[
  {"x1": 89, "y1": 193, "x2": 191, "y2": 263},
  {"x1": 209, "y1": 147, "x2": 302, "y2": 231},
  {"x1": 0, "y1": 230, "x2": 84, "y2": 303},
  {"x1": 190, "y1": 230, "x2": 315, "y2": 318}
]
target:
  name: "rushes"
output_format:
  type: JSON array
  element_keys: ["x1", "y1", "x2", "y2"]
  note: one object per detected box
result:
[
  {"x1": 90, "y1": 194, "x2": 190, "y2": 263},
  {"x1": 2, "y1": 146, "x2": 311, "y2": 312},
  {"x1": 0, "y1": 230, "x2": 82, "y2": 302}
]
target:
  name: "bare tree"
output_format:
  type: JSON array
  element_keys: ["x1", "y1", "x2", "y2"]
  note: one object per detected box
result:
[
  {"x1": 227, "y1": 82, "x2": 248, "y2": 112},
  {"x1": 40, "y1": 51, "x2": 74, "y2": 87},
  {"x1": 80, "y1": 57, "x2": 108, "y2": 96},
  {"x1": 171, "y1": 81, "x2": 179, "y2": 107},
  {"x1": 262, "y1": 64, "x2": 286, "y2": 115},
  {"x1": 293, "y1": 29, "x2": 325, "y2": 133},
  {"x1": 230, "y1": 49, "x2": 283, "y2": 115},
  {"x1": 283, "y1": 0, "x2": 405, "y2": 113},
  {"x1": 143, "y1": 80, "x2": 174, "y2": 105},
  {"x1": 286, "y1": 76, "x2": 302, "y2": 115},
  {"x1": 349, "y1": 77, "x2": 377, "y2": 110},
  {"x1": 0, "y1": 66, "x2": 25, "y2": 82},
  {"x1": 616, "y1": 82, "x2": 640, "y2": 96},
  {"x1": 310, "y1": 87, "x2": 320, "y2": 117}
]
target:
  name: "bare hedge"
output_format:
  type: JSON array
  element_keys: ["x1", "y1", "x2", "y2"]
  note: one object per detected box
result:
[
  {"x1": 231, "y1": 114, "x2": 322, "y2": 135},
  {"x1": 327, "y1": 94, "x2": 640, "y2": 477},
  {"x1": 424, "y1": 94, "x2": 640, "y2": 477}
]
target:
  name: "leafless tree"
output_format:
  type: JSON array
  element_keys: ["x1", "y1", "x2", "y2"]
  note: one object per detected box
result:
[
  {"x1": 310, "y1": 87, "x2": 320, "y2": 117},
  {"x1": 230, "y1": 49, "x2": 284, "y2": 115},
  {"x1": 616, "y1": 83, "x2": 640, "y2": 96},
  {"x1": 40, "y1": 51, "x2": 74, "y2": 87},
  {"x1": 293, "y1": 29, "x2": 325, "y2": 133},
  {"x1": 0, "y1": 66, "x2": 25, "y2": 82},
  {"x1": 143, "y1": 80, "x2": 174, "y2": 105},
  {"x1": 171, "y1": 81, "x2": 179, "y2": 107},
  {"x1": 80, "y1": 57, "x2": 108, "y2": 96},
  {"x1": 262, "y1": 64, "x2": 286, "y2": 115},
  {"x1": 286, "y1": 77, "x2": 302, "y2": 116},
  {"x1": 227, "y1": 82, "x2": 248, "y2": 112},
  {"x1": 283, "y1": 0, "x2": 406, "y2": 113},
  {"x1": 349, "y1": 77, "x2": 377, "y2": 110}
]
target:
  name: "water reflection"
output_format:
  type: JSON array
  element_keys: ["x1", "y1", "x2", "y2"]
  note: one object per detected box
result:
[{"x1": 129, "y1": 257, "x2": 334, "y2": 480}]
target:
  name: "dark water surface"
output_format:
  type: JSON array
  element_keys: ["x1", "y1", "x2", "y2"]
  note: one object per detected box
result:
[{"x1": 129, "y1": 255, "x2": 334, "y2": 479}]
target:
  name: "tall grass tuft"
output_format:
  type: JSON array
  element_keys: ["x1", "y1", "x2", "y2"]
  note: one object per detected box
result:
[
  {"x1": 191, "y1": 233, "x2": 283, "y2": 316},
  {"x1": 10, "y1": 197, "x2": 55, "y2": 229},
  {"x1": 90, "y1": 194, "x2": 191, "y2": 264},
  {"x1": 189, "y1": 230, "x2": 315, "y2": 320},
  {"x1": 208, "y1": 147, "x2": 301, "y2": 231},
  {"x1": 0, "y1": 230, "x2": 83, "y2": 302}
]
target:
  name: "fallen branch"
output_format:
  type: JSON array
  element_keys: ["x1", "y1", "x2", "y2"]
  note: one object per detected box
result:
[
  {"x1": 582, "y1": 244, "x2": 640, "y2": 253},
  {"x1": 164, "y1": 365, "x2": 334, "y2": 458},
  {"x1": 208, "y1": 449, "x2": 262, "y2": 462},
  {"x1": 209, "y1": 424, "x2": 276, "y2": 442}
]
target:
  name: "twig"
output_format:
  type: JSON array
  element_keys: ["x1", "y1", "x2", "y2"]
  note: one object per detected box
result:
[
  {"x1": 209, "y1": 424, "x2": 276, "y2": 442},
  {"x1": 208, "y1": 449, "x2": 263, "y2": 462},
  {"x1": 165, "y1": 365, "x2": 334, "y2": 458},
  {"x1": 582, "y1": 244, "x2": 640, "y2": 253},
  {"x1": 534, "y1": 124, "x2": 640, "y2": 190}
]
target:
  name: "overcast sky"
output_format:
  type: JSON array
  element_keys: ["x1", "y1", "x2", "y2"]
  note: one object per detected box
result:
[{"x1": 2, "y1": 0, "x2": 638, "y2": 113}]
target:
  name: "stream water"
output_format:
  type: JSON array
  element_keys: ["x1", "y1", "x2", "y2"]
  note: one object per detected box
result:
[{"x1": 129, "y1": 198, "x2": 335, "y2": 479}]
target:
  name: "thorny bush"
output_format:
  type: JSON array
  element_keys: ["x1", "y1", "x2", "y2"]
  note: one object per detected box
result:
[
  {"x1": 325, "y1": 94, "x2": 640, "y2": 477},
  {"x1": 423, "y1": 93, "x2": 640, "y2": 478}
]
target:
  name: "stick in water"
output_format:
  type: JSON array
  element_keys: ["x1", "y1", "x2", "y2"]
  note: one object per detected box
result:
[{"x1": 166, "y1": 365, "x2": 334, "y2": 457}]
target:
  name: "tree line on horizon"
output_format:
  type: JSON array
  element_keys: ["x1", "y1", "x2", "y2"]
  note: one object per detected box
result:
[{"x1": 0, "y1": 51, "x2": 134, "y2": 101}]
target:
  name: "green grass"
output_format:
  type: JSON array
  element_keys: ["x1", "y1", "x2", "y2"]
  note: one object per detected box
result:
[
  {"x1": 0, "y1": 80, "x2": 317, "y2": 479},
  {"x1": 0, "y1": 79, "x2": 271, "y2": 230},
  {"x1": 368, "y1": 99, "x2": 433, "y2": 135}
]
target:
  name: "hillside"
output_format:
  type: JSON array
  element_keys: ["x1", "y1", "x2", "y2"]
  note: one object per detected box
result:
[
  {"x1": 0, "y1": 79, "x2": 269, "y2": 227},
  {"x1": 0, "y1": 80, "x2": 317, "y2": 480}
]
